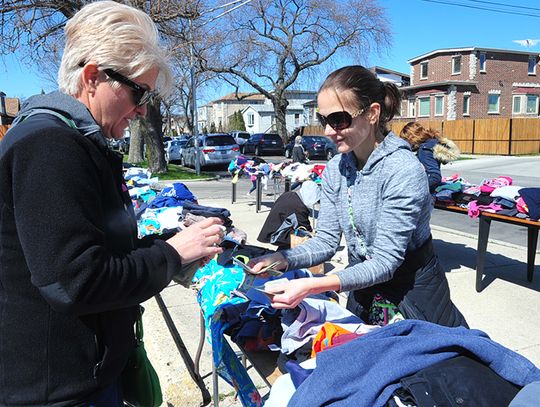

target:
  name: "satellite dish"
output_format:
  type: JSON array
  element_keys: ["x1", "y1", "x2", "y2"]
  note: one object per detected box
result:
[{"x1": 513, "y1": 39, "x2": 540, "y2": 48}]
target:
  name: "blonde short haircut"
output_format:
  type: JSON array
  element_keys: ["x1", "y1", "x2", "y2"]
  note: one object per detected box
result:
[{"x1": 58, "y1": 1, "x2": 173, "y2": 97}]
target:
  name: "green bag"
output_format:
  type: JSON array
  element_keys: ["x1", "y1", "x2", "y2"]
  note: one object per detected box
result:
[{"x1": 122, "y1": 306, "x2": 163, "y2": 407}]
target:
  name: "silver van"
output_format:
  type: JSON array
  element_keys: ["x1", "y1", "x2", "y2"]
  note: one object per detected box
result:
[{"x1": 181, "y1": 134, "x2": 239, "y2": 168}]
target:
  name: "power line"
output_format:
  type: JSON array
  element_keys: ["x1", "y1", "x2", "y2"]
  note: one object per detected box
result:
[
  {"x1": 466, "y1": 0, "x2": 540, "y2": 12},
  {"x1": 420, "y1": 0, "x2": 540, "y2": 18}
]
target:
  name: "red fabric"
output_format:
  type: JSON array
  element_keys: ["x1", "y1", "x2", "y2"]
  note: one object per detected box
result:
[{"x1": 311, "y1": 164, "x2": 326, "y2": 177}]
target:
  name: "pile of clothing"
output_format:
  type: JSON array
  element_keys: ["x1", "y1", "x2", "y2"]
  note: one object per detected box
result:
[{"x1": 434, "y1": 174, "x2": 540, "y2": 220}]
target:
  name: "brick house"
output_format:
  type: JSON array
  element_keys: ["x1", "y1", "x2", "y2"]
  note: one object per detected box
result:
[
  {"x1": 399, "y1": 47, "x2": 540, "y2": 120},
  {"x1": 0, "y1": 92, "x2": 21, "y2": 125}
]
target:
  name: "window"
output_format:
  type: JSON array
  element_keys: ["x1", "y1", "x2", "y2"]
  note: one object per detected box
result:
[
  {"x1": 513, "y1": 95, "x2": 522, "y2": 114},
  {"x1": 488, "y1": 93, "x2": 500, "y2": 114},
  {"x1": 407, "y1": 99, "x2": 416, "y2": 117},
  {"x1": 435, "y1": 95, "x2": 444, "y2": 116},
  {"x1": 247, "y1": 113, "x2": 254, "y2": 126},
  {"x1": 463, "y1": 95, "x2": 470, "y2": 116},
  {"x1": 479, "y1": 52, "x2": 487, "y2": 72},
  {"x1": 513, "y1": 94, "x2": 539, "y2": 115},
  {"x1": 420, "y1": 62, "x2": 428, "y2": 79},
  {"x1": 527, "y1": 95, "x2": 538, "y2": 113},
  {"x1": 294, "y1": 113, "x2": 300, "y2": 125},
  {"x1": 452, "y1": 55, "x2": 462, "y2": 75},
  {"x1": 419, "y1": 97, "x2": 430, "y2": 117},
  {"x1": 529, "y1": 57, "x2": 537, "y2": 75}
]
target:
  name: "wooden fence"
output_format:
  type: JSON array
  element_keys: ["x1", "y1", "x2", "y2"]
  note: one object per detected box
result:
[
  {"x1": 303, "y1": 118, "x2": 540, "y2": 155},
  {"x1": 0, "y1": 125, "x2": 9, "y2": 141}
]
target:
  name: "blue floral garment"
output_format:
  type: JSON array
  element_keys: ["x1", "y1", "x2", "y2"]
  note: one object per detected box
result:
[{"x1": 193, "y1": 260, "x2": 263, "y2": 407}]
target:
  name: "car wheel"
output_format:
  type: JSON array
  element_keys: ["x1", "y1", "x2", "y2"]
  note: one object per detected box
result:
[
  {"x1": 255, "y1": 146, "x2": 261, "y2": 156},
  {"x1": 284, "y1": 148, "x2": 290, "y2": 158},
  {"x1": 326, "y1": 150, "x2": 335, "y2": 160}
]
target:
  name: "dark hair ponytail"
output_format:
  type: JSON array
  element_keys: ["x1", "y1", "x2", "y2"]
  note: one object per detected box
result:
[{"x1": 319, "y1": 65, "x2": 402, "y2": 135}]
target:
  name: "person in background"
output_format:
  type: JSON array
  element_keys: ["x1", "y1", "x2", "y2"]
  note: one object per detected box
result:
[
  {"x1": 399, "y1": 121, "x2": 460, "y2": 193},
  {"x1": 0, "y1": 2, "x2": 224, "y2": 405},
  {"x1": 292, "y1": 135, "x2": 309, "y2": 163},
  {"x1": 250, "y1": 65, "x2": 467, "y2": 328}
]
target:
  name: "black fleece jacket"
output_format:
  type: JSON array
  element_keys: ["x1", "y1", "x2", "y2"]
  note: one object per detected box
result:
[{"x1": 0, "y1": 94, "x2": 183, "y2": 405}]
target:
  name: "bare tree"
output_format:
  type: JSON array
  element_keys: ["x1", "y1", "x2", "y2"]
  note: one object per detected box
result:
[{"x1": 199, "y1": 0, "x2": 391, "y2": 140}]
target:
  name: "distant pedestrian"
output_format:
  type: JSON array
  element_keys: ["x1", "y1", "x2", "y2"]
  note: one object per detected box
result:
[
  {"x1": 292, "y1": 135, "x2": 309, "y2": 163},
  {"x1": 0, "y1": 2, "x2": 224, "y2": 405},
  {"x1": 399, "y1": 121, "x2": 460, "y2": 193}
]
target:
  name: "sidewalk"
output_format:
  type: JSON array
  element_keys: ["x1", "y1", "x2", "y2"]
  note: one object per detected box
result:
[{"x1": 143, "y1": 195, "x2": 540, "y2": 407}]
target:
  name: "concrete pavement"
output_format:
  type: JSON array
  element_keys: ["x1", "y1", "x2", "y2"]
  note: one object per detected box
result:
[{"x1": 142, "y1": 180, "x2": 540, "y2": 407}]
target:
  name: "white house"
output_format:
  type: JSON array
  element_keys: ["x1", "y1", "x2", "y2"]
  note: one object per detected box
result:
[
  {"x1": 240, "y1": 89, "x2": 317, "y2": 134},
  {"x1": 197, "y1": 92, "x2": 265, "y2": 132}
]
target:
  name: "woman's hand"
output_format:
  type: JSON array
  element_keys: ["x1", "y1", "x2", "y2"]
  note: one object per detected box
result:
[
  {"x1": 248, "y1": 252, "x2": 288, "y2": 275},
  {"x1": 265, "y1": 278, "x2": 315, "y2": 309},
  {"x1": 167, "y1": 217, "x2": 224, "y2": 263},
  {"x1": 266, "y1": 274, "x2": 342, "y2": 309}
]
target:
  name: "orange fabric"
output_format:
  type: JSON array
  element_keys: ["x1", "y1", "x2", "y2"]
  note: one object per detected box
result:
[{"x1": 311, "y1": 322, "x2": 352, "y2": 358}]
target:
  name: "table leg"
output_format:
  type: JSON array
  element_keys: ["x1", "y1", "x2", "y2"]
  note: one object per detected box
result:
[
  {"x1": 527, "y1": 227, "x2": 539, "y2": 282},
  {"x1": 476, "y1": 216, "x2": 492, "y2": 292},
  {"x1": 256, "y1": 174, "x2": 262, "y2": 213}
]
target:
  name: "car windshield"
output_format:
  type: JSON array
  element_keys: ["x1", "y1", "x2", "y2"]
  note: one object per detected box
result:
[
  {"x1": 237, "y1": 132, "x2": 250, "y2": 139},
  {"x1": 264, "y1": 134, "x2": 282, "y2": 141},
  {"x1": 306, "y1": 136, "x2": 327, "y2": 143},
  {"x1": 205, "y1": 135, "x2": 236, "y2": 146},
  {"x1": 172, "y1": 139, "x2": 187, "y2": 147}
]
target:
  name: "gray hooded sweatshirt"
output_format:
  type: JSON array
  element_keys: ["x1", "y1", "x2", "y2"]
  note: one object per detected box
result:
[{"x1": 283, "y1": 133, "x2": 432, "y2": 292}]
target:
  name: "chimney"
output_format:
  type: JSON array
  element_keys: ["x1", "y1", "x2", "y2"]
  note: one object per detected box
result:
[{"x1": 0, "y1": 92, "x2": 6, "y2": 116}]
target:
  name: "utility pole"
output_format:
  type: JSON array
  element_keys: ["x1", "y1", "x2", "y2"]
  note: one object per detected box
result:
[
  {"x1": 189, "y1": 17, "x2": 201, "y2": 175},
  {"x1": 186, "y1": 0, "x2": 253, "y2": 175}
]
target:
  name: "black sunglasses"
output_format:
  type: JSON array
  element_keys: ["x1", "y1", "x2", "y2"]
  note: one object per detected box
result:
[
  {"x1": 316, "y1": 108, "x2": 365, "y2": 131},
  {"x1": 103, "y1": 68, "x2": 156, "y2": 107}
]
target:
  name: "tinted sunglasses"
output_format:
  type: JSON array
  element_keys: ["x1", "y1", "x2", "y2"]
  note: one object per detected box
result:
[
  {"x1": 103, "y1": 68, "x2": 156, "y2": 107},
  {"x1": 316, "y1": 108, "x2": 365, "y2": 131}
]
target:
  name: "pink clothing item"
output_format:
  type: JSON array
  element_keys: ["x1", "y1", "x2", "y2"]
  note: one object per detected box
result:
[
  {"x1": 516, "y1": 197, "x2": 529, "y2": 214},
  {"x1": 479, "y1": 176, "x2": 513, "y2": 194},
  {"x1": 467, "y1": 201, "x2": 503, "y2": 218}
]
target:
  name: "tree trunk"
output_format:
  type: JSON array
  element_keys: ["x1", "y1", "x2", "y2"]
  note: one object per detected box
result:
[
  {"x1": 128, "y1": 119, "x2": 145, "y2": 163},
  {"x1": 273, "y1": 97, "x2": 289, "y2": 142},
  {"x1": 145, "y1": 99, "x2": 167, "y2": 174}
]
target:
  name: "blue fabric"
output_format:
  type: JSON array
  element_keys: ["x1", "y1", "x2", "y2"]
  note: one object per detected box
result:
[
  {"x1": 193, "y1": 261, "x2": 262, "y2": 406},
  {"x1": 148, "y1": 182, "x2": 197, "y2": 208},
  {"x1": 509, "y1": 381, "x2": 540, "y2": 406},
  {"x1": 519, "y1": 187, "x2": 540, "y2": 220},
  {"x1": 417, "y1": 139, "x2": 442, "y2": 193},
  {"x1": 288, "y1": 319, "x2": 540, "y2": 407}
]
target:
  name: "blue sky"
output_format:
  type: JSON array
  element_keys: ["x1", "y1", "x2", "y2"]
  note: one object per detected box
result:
[{"x1": 1, "y1": 0, "x2": 540, "y2": 102}]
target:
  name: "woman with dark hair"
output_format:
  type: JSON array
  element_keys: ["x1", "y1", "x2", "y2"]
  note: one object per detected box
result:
[
  {"x1": 250, "y1": 65, "x2": 467, "y2": 328},
  {"x1": 400, "y1": 121, "x2": 460, "y2": 193}
]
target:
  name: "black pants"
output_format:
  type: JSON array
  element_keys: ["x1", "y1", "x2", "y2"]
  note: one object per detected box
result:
[{"x1": 347, "y1": 237, "x2": 468, "y2": 328}]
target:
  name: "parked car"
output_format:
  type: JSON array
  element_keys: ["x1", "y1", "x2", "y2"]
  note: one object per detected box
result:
[
  {"x1": 165, "y1": 138, "x2": 188, "y2": 163},
  {"x1": 242, "y1": 133, "x2": 284, "y2": 156},
  {"x1": 117, "y1": 136, "x2": 130, "y2": 154},
  {"x1": 180, "y1": 133, "x2": 239, "y2": 168},
  {"x1": 325, "y1": 140, "x2": 337, "y2": 160},
  {"x1": 284, "y1": 135, "x2": 330, "y2": 159},
  {"x1": 230, "y1": 131, "x2": 251, "y2": 153}
]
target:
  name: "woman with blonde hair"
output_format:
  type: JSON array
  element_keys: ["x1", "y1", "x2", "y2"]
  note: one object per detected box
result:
[
  {"x1": 400, "y1": 121, "x2": 460, "y2": 193},
  {"x1": 0, "y1": 2, "x2": 224, "y2": 405}
]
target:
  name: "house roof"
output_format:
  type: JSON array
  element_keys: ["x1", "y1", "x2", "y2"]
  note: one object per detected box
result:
[
  {"x1": 414, "y1": 89, "x2": 447, "y2": 96},
  {"x1": 400, "y1": 81, "x2": 478, "y2": 93},
  {"x1": 408, "y1": 47, "x2": 539, "y2": 63},
  {"x1": 369, "y1": 66, "x2": 410, "y2": 78},
  {"x1": 212, "y1": 92, "x2": 266, "y2": 103}
]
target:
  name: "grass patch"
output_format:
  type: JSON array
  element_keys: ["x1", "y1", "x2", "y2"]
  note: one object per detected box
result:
[{"x1": 123, "y1": 157, "x2": 214, "y2": 180}]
